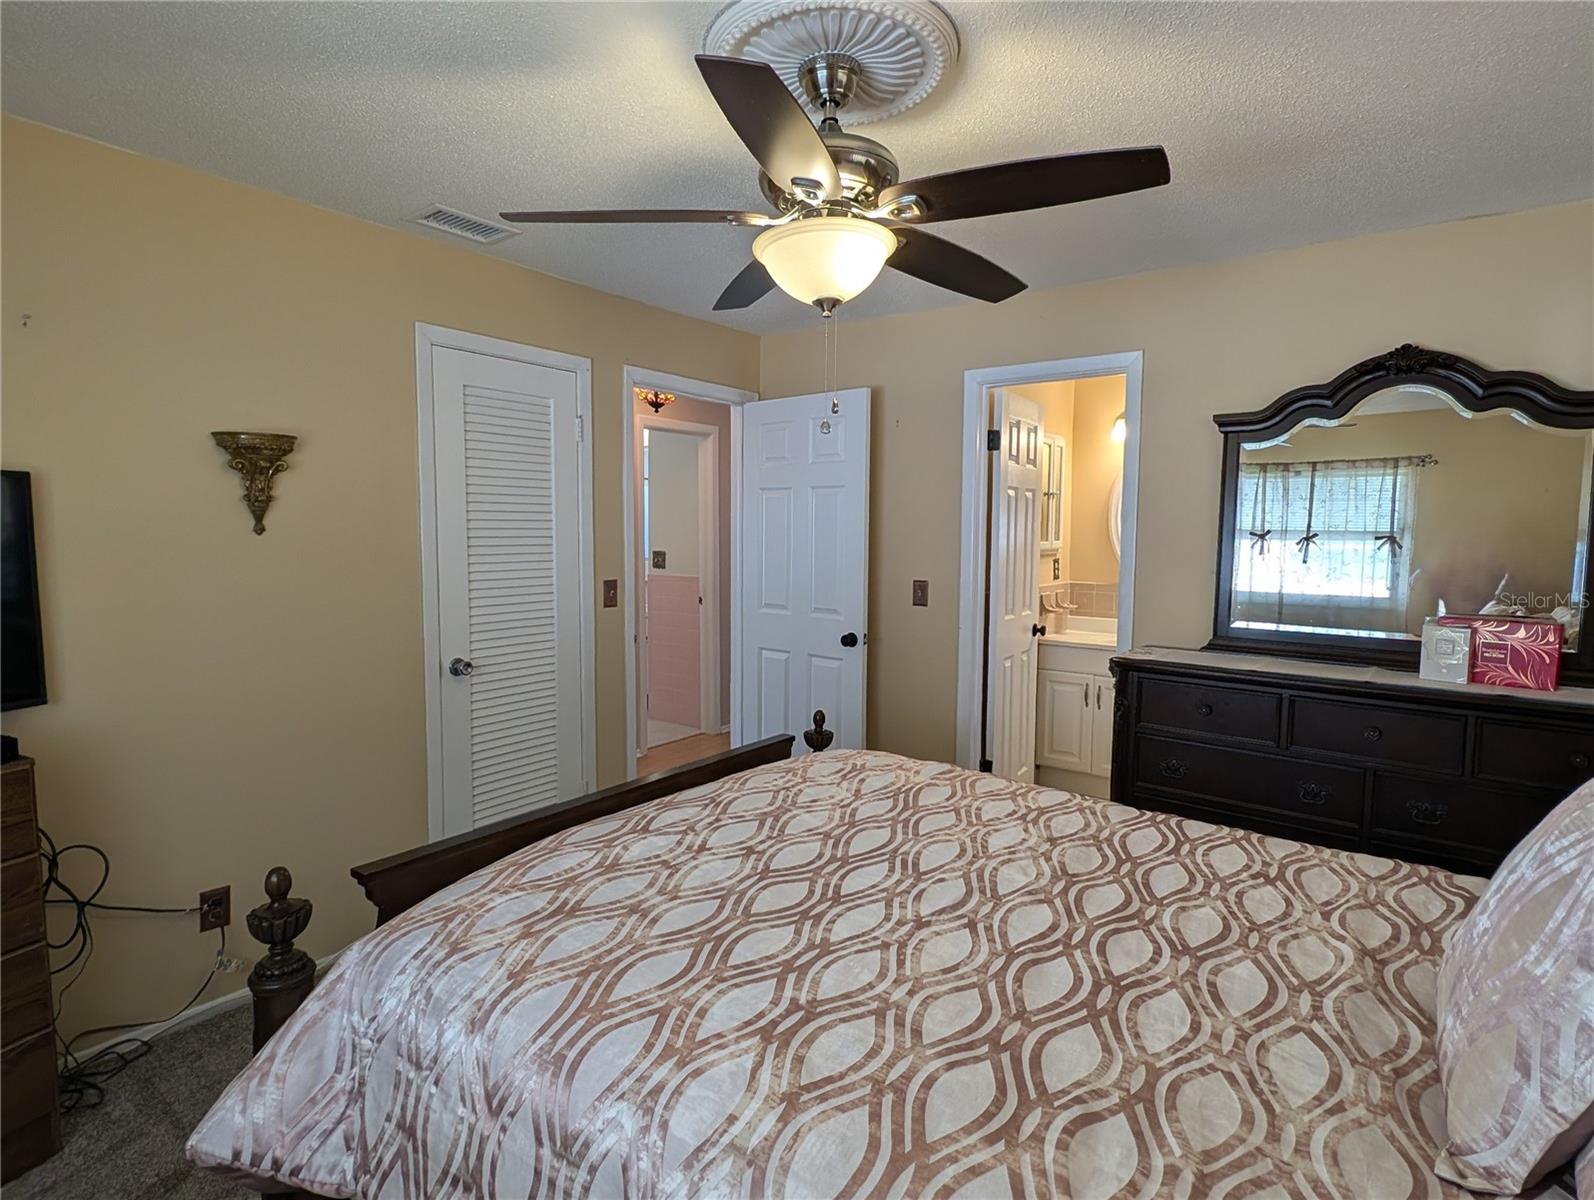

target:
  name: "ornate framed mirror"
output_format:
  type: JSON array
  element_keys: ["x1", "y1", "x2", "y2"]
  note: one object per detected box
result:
[{"x1": 1209, "y1": 345, "x2": 1594, "y2": 684}]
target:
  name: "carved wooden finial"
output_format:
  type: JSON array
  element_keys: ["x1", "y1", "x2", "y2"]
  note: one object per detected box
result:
[
  {"x1": 247, "y1": 866, "x2": 316, "y2": 1052},
  {"x1": 803, "y1": 710, "x2": 835, "y2": 752}
]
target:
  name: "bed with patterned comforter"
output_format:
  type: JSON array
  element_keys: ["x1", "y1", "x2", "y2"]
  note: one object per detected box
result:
[{"x1": 189, "y1": 749, "x2": 1528, "y2": 1198}]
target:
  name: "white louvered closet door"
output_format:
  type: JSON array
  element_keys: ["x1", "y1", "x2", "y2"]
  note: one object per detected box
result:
[{"x1": 430, "y1": 346, "x2": 584, "y2": 835}]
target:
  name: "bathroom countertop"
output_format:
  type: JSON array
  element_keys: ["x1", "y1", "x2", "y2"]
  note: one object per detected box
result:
[{"x1": 1039, "y1": 630, "x2": 1118, "y2": 648}]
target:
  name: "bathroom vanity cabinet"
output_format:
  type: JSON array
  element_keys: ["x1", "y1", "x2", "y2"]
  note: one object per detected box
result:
[{"x1": 1035, "y1": 640, "x2": 1115, "y2": 790}]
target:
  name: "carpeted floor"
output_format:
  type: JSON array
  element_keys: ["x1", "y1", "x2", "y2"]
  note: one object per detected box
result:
[{"x1": 9, "y1": 1002, "x2": 259, "y2": 1200}]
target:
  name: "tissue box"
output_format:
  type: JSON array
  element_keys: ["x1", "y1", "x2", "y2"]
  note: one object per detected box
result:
[
  {"x1": 1419, "y1": 618, "x2": 1472, "y2": 684},
  {"x1": 1436, "y1": 615, "x2": 1563, "y2": 691}
]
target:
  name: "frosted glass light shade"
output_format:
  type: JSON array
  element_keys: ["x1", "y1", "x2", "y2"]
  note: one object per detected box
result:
[
  {"x1": 752, "y1": 217, "x2": 898, "y2": 307},
  {"x1": 1110, "y1": 412, "x2": 1128, "y2": 443}
]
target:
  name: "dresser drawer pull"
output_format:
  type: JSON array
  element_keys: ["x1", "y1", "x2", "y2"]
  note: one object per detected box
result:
[
  {"x1": 1363, "y1": 725, "x2": 1384, "y2": 743},
  {"x1": 1159, "y1": 758, "x2": 1187, "y2": 781},
  {"x1": 1297, "y1": 781, "x2": 1330, "y2": 806},
  {"x1": 1196, "y1": 702, "x2": 1214, "y2": 717},
  {"x1": 1571, "y1": 752, "x2": 1590, "y2": 771},
  {"x1": 1405, "y1": 798, "x2": 1449, "y2": 826}
]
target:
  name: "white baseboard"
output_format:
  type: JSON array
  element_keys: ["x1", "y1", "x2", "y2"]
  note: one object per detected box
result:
[{"x1": 65, "y1": 945, "x2": 348, "y2": 1067}]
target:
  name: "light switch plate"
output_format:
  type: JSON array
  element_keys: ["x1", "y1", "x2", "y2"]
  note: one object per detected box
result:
[
  {"x1": 602, "y1": 579, "x2": 618, "y2": 608},
  {"x1": 911, "y1": 579, "x2": 929, "y2": 607}
]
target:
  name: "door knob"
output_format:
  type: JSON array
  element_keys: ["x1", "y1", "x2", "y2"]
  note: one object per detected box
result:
[
  {"x1": 1032, "y1": 623, "x2": 1047, "y2": 637},
  {"x1": 840, "y1": 632, "x2": 859, "y2": 648},
  {"x1": 448, "y1": 657, "x2": 474, "y2": 677}
]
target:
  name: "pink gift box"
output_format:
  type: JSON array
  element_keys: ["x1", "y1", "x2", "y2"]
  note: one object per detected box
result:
[{"x1": 1436, "y1": 615, "x2": 1563, "y2": 691}]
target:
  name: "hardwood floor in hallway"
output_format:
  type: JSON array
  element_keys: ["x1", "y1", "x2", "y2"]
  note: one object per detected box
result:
[{"x1": 636, "y1": 731, "x2": 731, "y2": 776}]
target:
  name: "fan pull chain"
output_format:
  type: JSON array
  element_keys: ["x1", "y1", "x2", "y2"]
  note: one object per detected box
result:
[{"x1": 825, "y1": 310, "x2": 841, "y2": 414}]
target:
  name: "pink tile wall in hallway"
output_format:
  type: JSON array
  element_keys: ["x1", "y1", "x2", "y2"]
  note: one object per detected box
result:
[{"x1": 647, "y1": 573, "x2": 701, "y2": 729}]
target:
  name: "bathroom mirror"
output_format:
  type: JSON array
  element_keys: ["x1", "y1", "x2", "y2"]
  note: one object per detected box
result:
[{"x1": 1209, "y1": 345, "x2": 1594, "y2": 683}]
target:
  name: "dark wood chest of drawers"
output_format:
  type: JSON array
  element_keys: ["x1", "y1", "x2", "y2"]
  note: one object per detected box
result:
[
  {"x1": 1110, "y1": 652, "x2": 1594, "y2": 874},
  {"x1": 2, "y1": 758, "x2": 60, "y2": 1182}
]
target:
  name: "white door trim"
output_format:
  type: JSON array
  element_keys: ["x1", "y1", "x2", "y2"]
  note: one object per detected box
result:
[
  {"x1": 637, "y1": 415, "x2": 722, "y2": 738},
  {"x1": 416, "y1": 322, "x2": 596, "y2": 841},
  {"x1": 621, "y1": 366, "x2": 756, "y2": 777},
  {"x1": 954, "y1": 351, "x2": 1144, "y2": 772}
]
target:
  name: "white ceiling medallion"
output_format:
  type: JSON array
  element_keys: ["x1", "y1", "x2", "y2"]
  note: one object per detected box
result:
[{"x1": 703, "y1": 0, "x2": 960, "y2": 126}]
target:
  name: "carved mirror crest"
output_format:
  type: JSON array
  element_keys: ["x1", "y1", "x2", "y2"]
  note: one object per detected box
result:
[{"x1": 1209, "y1": 346, "x2": 1594, "y2": 684}]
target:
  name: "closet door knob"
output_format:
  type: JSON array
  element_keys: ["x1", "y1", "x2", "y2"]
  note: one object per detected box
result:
[
  {"x1": 840, "y1": 632, "x2": 859, "y2": 648},
  {"x1": 448, "y1": 657, "x2": 474, "y2": 677}
]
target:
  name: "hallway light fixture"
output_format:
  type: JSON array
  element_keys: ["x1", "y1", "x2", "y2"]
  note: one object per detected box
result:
[
  {"x1": 639, "y1": 389, "x2": 676, "y2": 413},
  {"x1": 752, "y1": 217, "x2": 898, "y2": 316},
  {"x1": 1111, "y1": 411, "x2": 1127, "y2": 444}
]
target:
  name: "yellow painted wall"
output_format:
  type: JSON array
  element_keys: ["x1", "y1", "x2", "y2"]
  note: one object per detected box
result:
[
  {"x1": 0, "y1": 117, "x2": 758, "y2": 1041},
  {"x1": 760, "y1": 199, "x2": 1594, "y2": 763},
  {"x1": 5, "y1": 113, "x2": 1593, "y2": 1043},
  {"x1": 1065, "y1": 375, "x2": 1126, "y2": 586}
]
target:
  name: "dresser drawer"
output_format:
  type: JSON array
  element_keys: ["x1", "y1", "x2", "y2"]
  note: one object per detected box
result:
[
  {"x1": 1134, "y1": 735, "x2": 1363, "y2": 827},
  {"x1": 1290, "y1": 698, "x2": 1465, "y2": 773},
  {"x1": 1474, "y1": 720, "x2": 1594, "y2": 794},
  {"x1": 0, "y1": 855, "x2": 43, "y2": 954},
  {"x1": 1138, "y1": 676, "x2": 1279, "y2": 744},
  {"x1": 0, "y1": 943, "x2": 52, "y2": 1044},
  {"x1": 1371, "y1": 776, "x2": 1561, "y2": 862},
  {"x1": 0, "y1": 766, "x2": 35, "y2": 862}
]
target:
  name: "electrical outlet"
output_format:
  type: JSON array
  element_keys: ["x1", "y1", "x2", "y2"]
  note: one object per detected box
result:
[{"x1": 198, "y1": 885, "x2": 231, "y2": 932}]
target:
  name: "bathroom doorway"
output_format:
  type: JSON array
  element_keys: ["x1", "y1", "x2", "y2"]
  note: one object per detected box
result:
[{"x1": 954, "y1": 352, "x2": 1144, "y2": 785}]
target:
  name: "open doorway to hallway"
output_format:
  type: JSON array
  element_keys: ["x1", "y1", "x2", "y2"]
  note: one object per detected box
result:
[
  {"x1": 625, "y1": 371, "x2": 752, "y2": 777},
  {"x1": 639, "y1": 419, "x2": 723, "y2": 761}
]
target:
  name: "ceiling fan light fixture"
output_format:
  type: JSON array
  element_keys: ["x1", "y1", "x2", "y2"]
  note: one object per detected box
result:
[{"x1": 752, "y1": 216, "x2": 898, "y2": 310}]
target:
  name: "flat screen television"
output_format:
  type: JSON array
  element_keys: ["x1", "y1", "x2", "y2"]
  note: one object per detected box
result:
[{"x1": 2, "y1": 470, "x2": 47, "y2": 710}]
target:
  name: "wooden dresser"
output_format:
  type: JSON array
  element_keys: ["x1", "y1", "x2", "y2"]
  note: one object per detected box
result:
[
  {"x1": 1110, "y1": 649, "x2": 1594, "y2": 875},
  {"x1": 1, "y1": 757, "x2": 60, "y2": 1181}
]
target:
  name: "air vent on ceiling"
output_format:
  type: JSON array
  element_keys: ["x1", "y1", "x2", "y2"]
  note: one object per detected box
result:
[{"x1": 410, "y1": 205, "x2": 519, "y2": 244}]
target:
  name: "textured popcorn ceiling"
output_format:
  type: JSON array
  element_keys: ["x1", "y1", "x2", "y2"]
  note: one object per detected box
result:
[{"x1": 3, "y1": 1, "x2": 1591, "y2": 333}]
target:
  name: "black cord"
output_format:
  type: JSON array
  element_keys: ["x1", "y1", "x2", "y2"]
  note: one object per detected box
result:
[{"x1": 38, "y1": 828, "x2": 224, "y2": 1112}]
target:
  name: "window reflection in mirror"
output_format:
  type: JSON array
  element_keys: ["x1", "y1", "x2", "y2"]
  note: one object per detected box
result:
[{"x1": 1230, "y1": 384, "x2": 1591, "y2": 652}]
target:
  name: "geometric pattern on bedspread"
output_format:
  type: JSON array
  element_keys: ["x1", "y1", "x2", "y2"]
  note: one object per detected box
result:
[{"x1": 188, "y1": 750, "x2": 1489, "y2": 1199}]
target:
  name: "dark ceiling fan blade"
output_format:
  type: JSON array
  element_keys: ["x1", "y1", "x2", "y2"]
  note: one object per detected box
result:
[
  {"x1": 885, "y1": 226, "x2": 1026, "y2": 303},
  {"x1": 499, "y1": 208, "x2": 769, "y2": 225},
  {"x1": 695, "y1": 55, "x2": 841, "y2": 200},
  {"x1": 878, "y1": 146, "x2": 1170, "y2": 224},
  {"x1": 713, "y1": 260, "x2": 776, "y2": 311}
]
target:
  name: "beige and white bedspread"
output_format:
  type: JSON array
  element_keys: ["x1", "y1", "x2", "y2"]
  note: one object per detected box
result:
[{"x1": 189, "y1": 750, "x2": 1507, "y2": 1198}]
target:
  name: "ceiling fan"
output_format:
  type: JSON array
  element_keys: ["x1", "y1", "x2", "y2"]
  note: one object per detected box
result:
[{"x1": 501, "y1": 53, "x2": 1170, "y2": 316}]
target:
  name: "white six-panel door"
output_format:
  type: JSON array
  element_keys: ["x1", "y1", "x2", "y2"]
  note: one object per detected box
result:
[
  {"x1": 739, "y1": 389, "x2": 870, "y2": 752},
  {"x1": 429, "y1": 344, "x2": 586, "y2": 835},
  {"x1": 986, "y1": 390, "x2": 1043, "y2": 782}
]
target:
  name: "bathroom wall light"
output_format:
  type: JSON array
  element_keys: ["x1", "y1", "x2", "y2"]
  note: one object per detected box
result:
[{"x1": 1110, "y1": 412, "x2": 1127, "y2": 444}]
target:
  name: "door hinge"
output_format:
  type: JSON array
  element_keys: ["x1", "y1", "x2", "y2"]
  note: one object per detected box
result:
[
  {"x1": 986, "y1": 429, "x2": 1001, "y2": 452},
  {"x1": 978, "y1": 757, "x2": 994, "y2": 773},
  {"x1": 576, "y1": 415, "x2": 585, "y2": 443}
]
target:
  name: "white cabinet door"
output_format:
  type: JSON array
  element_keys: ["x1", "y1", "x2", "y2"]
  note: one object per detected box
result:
[
  {"x1": 986, "y1": 391, "x2": 1044, "y2": 783},
  {"x1": 1090, "y1": 674, "x2": 1115, "y2": 776},
  {"x1": 1036, "y1": 669, "x2": 1093, "y2": 770},
  {"x1": 739, "y1": 388, "x2": 871, "y2": 752}
]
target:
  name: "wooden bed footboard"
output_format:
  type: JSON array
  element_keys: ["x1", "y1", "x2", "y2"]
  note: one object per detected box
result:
[{"x1": 246, "y1": 728, "x2": 812, "y2": 1053}]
